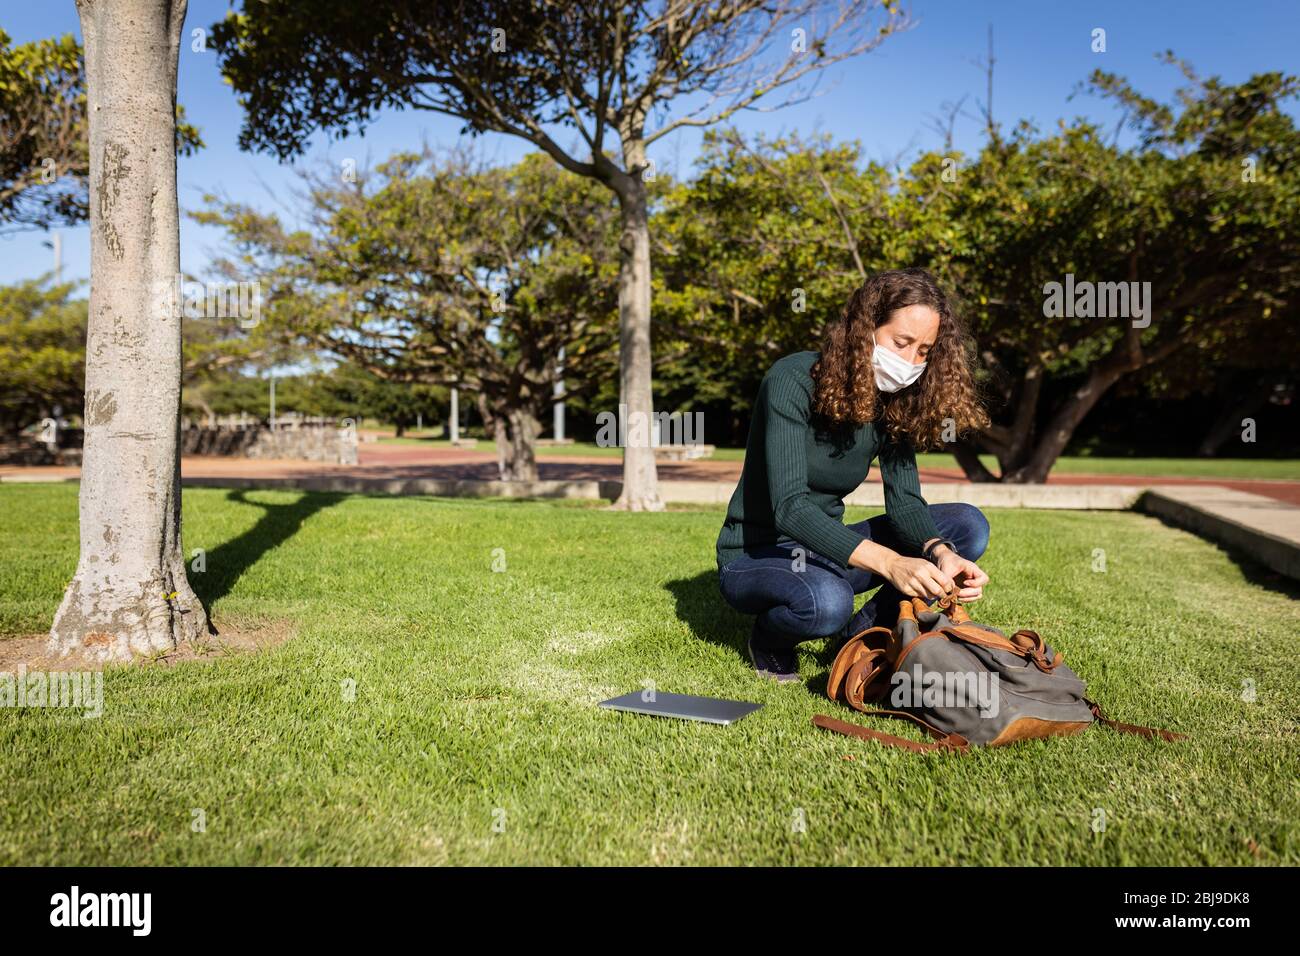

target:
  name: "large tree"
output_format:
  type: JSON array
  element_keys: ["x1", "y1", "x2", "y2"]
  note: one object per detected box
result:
[
  {"x1": 49, "y1": 0, "x2": 209, "y2": 661},
  {"x1": 194, "y1": 150, "x2": 620, "y2": 480},
  {"x1": 209, "y1": 0, "x2": 907, "y2": 509},
  {"x1": 656, "y1": 64, "x2": 1300, "y2": 477},
  {"x1": 925, "y1": 62, "x2": 1300, "y2": 481}
]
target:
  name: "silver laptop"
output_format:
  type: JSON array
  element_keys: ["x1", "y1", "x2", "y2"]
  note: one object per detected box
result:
[{"x1": 598, "y1": 690, "x2": 763, "y2": 725}]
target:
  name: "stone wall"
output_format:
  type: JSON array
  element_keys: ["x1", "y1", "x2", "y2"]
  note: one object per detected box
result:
[
  {"x1": 0, "y1": 427, "x2": 83, "y2": 466},
  {"x1": 181, "y1": 419, "x2": 358, "y2": 464}
]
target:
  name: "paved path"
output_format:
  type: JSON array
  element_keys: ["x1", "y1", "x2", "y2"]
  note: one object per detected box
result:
[{"x1": 5, "y1": 444, "x2": 1299, "y2": 504}]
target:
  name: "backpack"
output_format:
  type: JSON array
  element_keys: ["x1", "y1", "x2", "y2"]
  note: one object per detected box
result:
[{"x1": 814, "y1": 594, "x2": 1185, "y2": 753}]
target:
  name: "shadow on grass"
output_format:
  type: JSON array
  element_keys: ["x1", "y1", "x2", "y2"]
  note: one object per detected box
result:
[
  {"x1": 192, "y1": 489, "x2": 347, "y2": 607},
  {"x1": 1236, "y1": 563, "x2": 1300, "y2": 599},
  {"x1": 664, "y1": 569, "x2": 746, "y2": 663},
  {"x1": 1141, "y1": 513, "x2": 1300, "y2": 600},
  {"x1": 665, "y1": 569, "x2": 857, "y2": 695}
]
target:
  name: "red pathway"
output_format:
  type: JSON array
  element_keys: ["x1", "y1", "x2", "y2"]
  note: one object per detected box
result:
[{"x1": 5, "y1": 444, "x2": 1299, "y2": 505}]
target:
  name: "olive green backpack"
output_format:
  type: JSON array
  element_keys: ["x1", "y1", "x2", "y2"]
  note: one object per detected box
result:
[{"x1": 815, "y1": 594, "x2": 1185, "y2": 753}]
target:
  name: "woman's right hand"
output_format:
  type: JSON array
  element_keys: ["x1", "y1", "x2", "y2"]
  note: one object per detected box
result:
[{"x1": 882, "y1": 554, "x2": 954, "y2": 601}]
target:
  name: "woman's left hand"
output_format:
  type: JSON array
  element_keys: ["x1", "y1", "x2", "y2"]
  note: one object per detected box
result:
[{"x1": 936, "y1": 552, "x2": 989, "y2": 603}]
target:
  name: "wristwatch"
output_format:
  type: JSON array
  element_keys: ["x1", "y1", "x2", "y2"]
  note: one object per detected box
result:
[{"x1": 923, "y1": 538, "x2": 958, "y2": 566}]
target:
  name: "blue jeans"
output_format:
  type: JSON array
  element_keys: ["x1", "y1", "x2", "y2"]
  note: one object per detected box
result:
[{"x1": 716, "y1": 503, "x2": 990, "y2": 650}]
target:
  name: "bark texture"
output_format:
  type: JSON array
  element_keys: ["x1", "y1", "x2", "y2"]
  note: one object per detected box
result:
[
  {"x1": 610, "y1": 142, "x2": 663, "y2": 511},
  {"x1": 49, "y1": 0, "x2": 209, "y2": 662},
  {"x1": 477, "y1": 393, "x2": 542, "y2": 482}
]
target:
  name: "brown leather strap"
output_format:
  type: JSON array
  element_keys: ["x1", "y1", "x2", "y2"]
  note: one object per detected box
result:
[
  {"x1": 813, "y1": 714, "x2": 970, "y2": 754},
  {"x1": 856, "y1": 705, "x2": 960, "y2": 742},
  {"x1": 940, "y1": 624, "x2": 1064, "y2": 674},
  {"x1": 818, "y1": 705, "x2": 970, "y2": 749},
  {"x1": 1087, "y1": 700, "x2": 1188, "y2": 742},
  {"x1": 932, "y1": 588, "x2": 973, "y2": 623},
  {"x1": 913, "y1": 592, "x2": 967, "y2": 619},
  {"x1": 941, "y1": 625, "x2": 1060, "y2": 674},
  {"x1": 941, "y1": 622, "x2": 1015, "y2": 650},
  {"x1": 1009, "y1": 629, "x2": 1063, "y2": 672}
]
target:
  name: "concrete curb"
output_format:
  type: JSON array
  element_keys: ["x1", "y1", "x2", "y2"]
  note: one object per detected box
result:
[{"x1": 174, "y1": 475, "x2": 1150, "y2": 510}]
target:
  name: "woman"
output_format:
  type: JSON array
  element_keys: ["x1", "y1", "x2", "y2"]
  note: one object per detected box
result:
[{"x1": 716, "y1": 268, "x2": 992, "y2": 682}]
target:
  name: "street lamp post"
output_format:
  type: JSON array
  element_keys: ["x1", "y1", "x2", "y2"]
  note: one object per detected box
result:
[
  {"x1": 553, "y1": 347, "x2": 565, "y2": 442},
  {"x1": 450, "y1": 385, "x2": 460, "y2": 444}
]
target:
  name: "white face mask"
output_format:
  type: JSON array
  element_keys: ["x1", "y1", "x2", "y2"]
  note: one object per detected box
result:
[{"x1": 872, "y1": 334, "x2": 927, "y2": 393}]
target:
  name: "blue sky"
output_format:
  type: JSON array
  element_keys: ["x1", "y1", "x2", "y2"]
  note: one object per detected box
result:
[{"x1": 2, "y1": 0, "x2": 1296, "y2": 287}]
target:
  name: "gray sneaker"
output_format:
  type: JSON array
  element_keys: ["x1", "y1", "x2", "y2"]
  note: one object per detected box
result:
[{"x1": 748, "y1": 625, "x2": 800, "y2": 683}]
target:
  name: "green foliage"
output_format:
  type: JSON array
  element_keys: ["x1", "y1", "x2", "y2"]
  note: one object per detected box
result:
[
  {"x1": 655, "y1": 62, "x2": 1300, "y2": 470},
  {"x1": 184, "y1": 362, "x2": 445, "y2": 427},
  {"x1": 926, "y1": 65, "x2": 1300, "y2": 475},
  {"x1": 305, "y1": 363, "x2": 445, "y2": 429},
  {"x1": 0, "y1": 30, "x2": 87, "y2": 230},
  {"x1": 655, "y1": 130, "x2": 899, "y2": 413},
  {"x1": 208, "y1": 1, "x2": 565, "y2": 160},
  {"x1": 193, "y1": 150, "x2": 620, "y2": 425},
  {"x1": 0, "y1": 30, "x2": 201, "y2": 232},
  {"x1": 208, "y1": 0, "x2": 905, "y2": 165},
  {"x1": 0, "y1": 279, "x2": 85, "y2": 430}
]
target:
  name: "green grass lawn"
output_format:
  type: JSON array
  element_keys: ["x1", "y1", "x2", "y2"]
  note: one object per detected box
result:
[
  {"x1": 979, "y1": 456, "x2": 1300, "y2": 480},
  {"x1": 1, "y1": 484, "x2": 1296, "y2": 865}
]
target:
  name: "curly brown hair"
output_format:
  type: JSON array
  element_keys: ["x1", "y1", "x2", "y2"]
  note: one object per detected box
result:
[{"x1": 810, "y1": 268, "x2": 988, "y2": 448}]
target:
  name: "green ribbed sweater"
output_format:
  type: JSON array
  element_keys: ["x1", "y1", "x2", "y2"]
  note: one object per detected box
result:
[{"x1": 715, "y1": 351, "x2": 941, "y2": 570}]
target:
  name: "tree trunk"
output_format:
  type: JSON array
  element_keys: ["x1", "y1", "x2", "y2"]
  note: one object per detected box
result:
[
  {"x1": 610, "y1": 142, "x2": 663, "y2": 512},
  {"x1": 958, "y1": 363, "x2": 1043, "y2": 481},
  {"x1": 1003, "y1": 364, "x2": 1126, "y2": 483},
  {"x1": 952, "y1": 439, "x2": 999, "y2": 482},
  {"x1": 999, "y1": 363, "x2": 1043, "y2": 474},
  {"x1": 477, "y1": 393, "x2": 541, "y2": 482},
  {"x1": 494, "y1": 408, "x2": 541, "y2": 482},
  {"x1": 49, "y1": 0, "x2": 209, "y2": 662}
]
